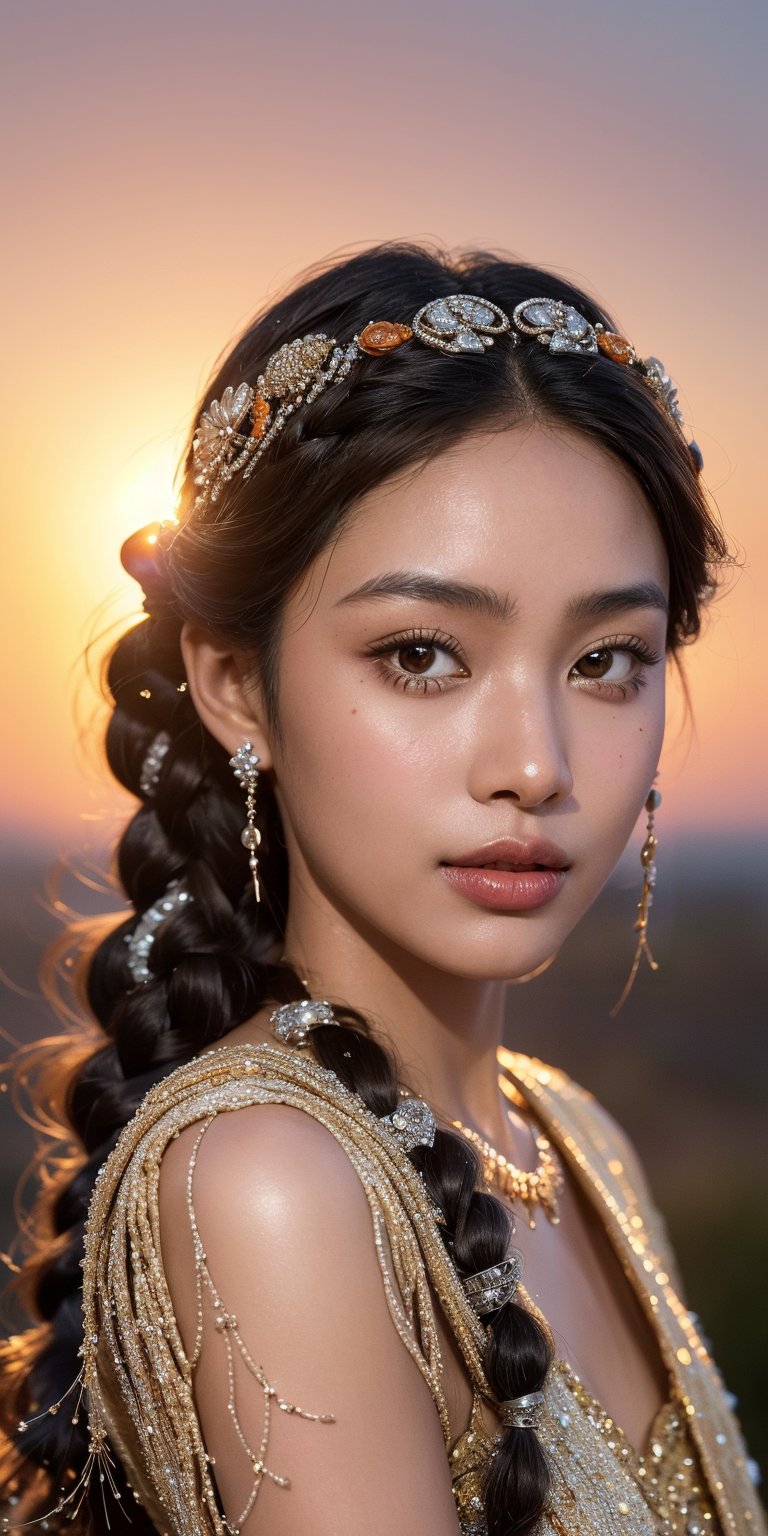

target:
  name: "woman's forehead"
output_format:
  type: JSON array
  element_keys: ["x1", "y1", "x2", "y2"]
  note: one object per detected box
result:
[{"x1": 319, "y1": 423, "x2": 670, "y2": 612}]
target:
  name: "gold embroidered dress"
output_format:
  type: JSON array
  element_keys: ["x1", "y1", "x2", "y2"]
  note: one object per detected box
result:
[{"x1": 78, "y1": 1042, "x2": 764, "y2": 1536}]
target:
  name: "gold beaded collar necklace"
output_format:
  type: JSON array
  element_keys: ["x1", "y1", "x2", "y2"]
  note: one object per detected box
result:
[{"x1": 450, "y1": 1117, "x2": 564, "y2": 1228}]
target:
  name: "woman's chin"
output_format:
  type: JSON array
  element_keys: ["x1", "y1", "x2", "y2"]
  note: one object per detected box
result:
[{"x1": 408, "y1": 939, "x2": 563, "y2": 984}]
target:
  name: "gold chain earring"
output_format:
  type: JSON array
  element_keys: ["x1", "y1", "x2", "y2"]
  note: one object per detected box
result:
[
  {"x1": 229, "y1": 742, "x2": 263, "y2": 903},
  {"x1": 610, "y1": 783, "x2": 661, "y2": 1017},
  {"x1": 508, "y1": 951, "x2": 560, "y2": 984}
]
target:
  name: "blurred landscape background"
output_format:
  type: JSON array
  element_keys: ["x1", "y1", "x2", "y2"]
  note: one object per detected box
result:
[{"x1": 2, "y1": 0, "x2": 766, "y2": 1493}]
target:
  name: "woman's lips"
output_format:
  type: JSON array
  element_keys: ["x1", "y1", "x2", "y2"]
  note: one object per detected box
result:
[{"x1": 439, "y1": 864, "x2": 567, "y2": 911}]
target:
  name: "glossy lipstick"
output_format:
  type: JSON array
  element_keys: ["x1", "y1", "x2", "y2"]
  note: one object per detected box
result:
[{"x1": 440, "y1": 837, "x2": 570, "y2": 912}]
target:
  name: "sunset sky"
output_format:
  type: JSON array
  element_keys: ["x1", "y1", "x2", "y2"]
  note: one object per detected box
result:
[{"x1": 2, "y1": 0, "x2": 767, "y2": 857}]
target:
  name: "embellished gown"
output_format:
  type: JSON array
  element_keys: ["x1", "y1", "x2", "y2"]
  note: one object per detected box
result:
[{"x1": 74, "y1": 1041, "x2": 764, "y2": 1536}]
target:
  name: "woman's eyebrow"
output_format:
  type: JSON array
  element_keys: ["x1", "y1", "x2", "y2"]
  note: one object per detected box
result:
[
  {"x1": 334, "y1": 572, "x2": 516, "y2": 621},
  {"x1": 565, "y1": 582, "x2": 669, "y2": 621},
  {"x1": 335, "y1": 571, "x2": 668, "y2": 623}
]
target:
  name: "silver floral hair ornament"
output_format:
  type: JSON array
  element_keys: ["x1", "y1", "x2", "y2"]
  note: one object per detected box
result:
[
  {"x1": 410, "y1": 294, "x2": 510, "y2": 353},
  {"x1": 189, "y1": 291, "x2": 701, "y2": 519},
  {"x1": 379, "y1": 1096, "x2": 437, "y2": 1153}
]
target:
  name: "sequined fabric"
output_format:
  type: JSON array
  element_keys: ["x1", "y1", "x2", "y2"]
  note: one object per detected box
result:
[
  {"x1": 495, "y1": 1051, "x2": 765, "y2": 1536},
  {"x1": 76, "y1": 1043, "x2": 763, "y2": 1536}
]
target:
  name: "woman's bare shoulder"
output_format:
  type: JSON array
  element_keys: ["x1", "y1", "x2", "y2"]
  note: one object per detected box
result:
[
  {"x1": 157, "y1": 1096, "x2": 376, "y2": 1320},
  {"x1": 156, "y1": 1096, "x2": 462, "y2": 1534},
  {"x1": 159, "y1": 1097, "x2": 368, "y2": 1251}
]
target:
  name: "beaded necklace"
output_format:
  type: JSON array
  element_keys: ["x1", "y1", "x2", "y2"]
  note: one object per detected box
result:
[{"x1": 450, "y1": 1116, "x2": 564, "y2": 1227}]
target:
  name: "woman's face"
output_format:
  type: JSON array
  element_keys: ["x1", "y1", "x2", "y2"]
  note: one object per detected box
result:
[{"x1": 255, "y1": 422, "x2": 669, "y2": 981}]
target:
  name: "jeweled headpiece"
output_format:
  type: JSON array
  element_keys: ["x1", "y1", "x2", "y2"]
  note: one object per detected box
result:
[{"x1": 190, "y1": 292, "x2": 701, "y2": 518}]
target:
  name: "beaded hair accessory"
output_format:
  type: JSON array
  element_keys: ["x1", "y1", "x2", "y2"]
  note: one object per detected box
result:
[
  {"x1": 124, "y1": 878, "x2": 192, "y2": 984},
  {"x1": 191, "y1": 292, "x2": 701, "y2": 517},
  {"x1": 461, "y1": 1254, "x2": 523, "y2": 1318},
  {"x1": 269, "y1": 1000, "x2": 438, "y2": 1153},
  {"x1": 269, "y1": 997, "x2": 339, "y2": 1046},
  {"x1": 379, "y1": 1096, "x2": 438, "y2": 1153},
  {"x1": 499, "y1": 1389, "x2": 546, "y2": 1429},
  {"x1": 138, "y1": 729, "x2": 171, "y2": 798}
]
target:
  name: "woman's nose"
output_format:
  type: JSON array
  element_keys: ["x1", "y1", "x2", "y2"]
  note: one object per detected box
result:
[{"x1": 468, "y1": 691, "x2": 574, "y2": 809}]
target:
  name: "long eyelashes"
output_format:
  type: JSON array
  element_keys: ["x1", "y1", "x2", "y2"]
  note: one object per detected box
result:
[
  {"x1": 365, "y1": 628, "x2": 662, "y2": 697},
  {"x1": 570, "y1": 634, "x2": 663, "y2": 699},
  {"x1": 365, "y1": 627, "x2": 467, "y2": 694}
]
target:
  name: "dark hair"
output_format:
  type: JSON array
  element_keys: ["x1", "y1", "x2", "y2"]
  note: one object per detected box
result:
[{"x1": 0, "y1": 240, "x2": 727, "y2": 1534}]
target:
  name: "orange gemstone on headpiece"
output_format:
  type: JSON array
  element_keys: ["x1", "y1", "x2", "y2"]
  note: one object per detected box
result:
[
  {"x1": 250, "y1": 395, "x2": 271, "y2": 438},
  {"x1": 597, "y1": 331, "x2": 635, "y2": 365},
  {"x1": 358, "y1": 321, "x2": 413, "y2": 356}
]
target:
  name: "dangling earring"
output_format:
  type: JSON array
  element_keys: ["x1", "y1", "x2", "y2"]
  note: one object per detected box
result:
[
  {"x1": 229, "y1": 741, "x2": 262, "y2": 902},
  {"x1": 610, "y1": 783, "x2": 661, "y2": 1018},
  {"x1": 508, "y1": 951, "x2": 560, "y2": 984}
]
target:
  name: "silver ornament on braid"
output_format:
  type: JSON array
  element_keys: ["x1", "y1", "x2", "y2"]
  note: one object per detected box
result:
[
  {"x1": 499, "y1": 1390, "x2": 546, "y2": 1429},
  {"x1": 124, "y1": 879, "x2": 193, "y2": 984},
  {"x1": 380, "y1": 1096, "x2": 437, "y2": 1153},
  {"x1": 269, "y1": 998, "x2": 339, "y2": 1046},
  {"x1": 461, "y1": 1254, "x2": 523, "y2": 1318},
  {"x1": 139, "y1": 729, "x2": 171, "y2": 798},
  {"x1": 188, "y1": 291, "x2": 701, "y2": 520}
]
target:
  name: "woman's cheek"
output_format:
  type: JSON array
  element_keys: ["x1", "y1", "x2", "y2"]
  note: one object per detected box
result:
[
  {"x1": 577, "y1": 712, "x2": 665, "y2": 900},
  {"x1": 280, "y1": 719, "x2": 436, "y2": 886}
]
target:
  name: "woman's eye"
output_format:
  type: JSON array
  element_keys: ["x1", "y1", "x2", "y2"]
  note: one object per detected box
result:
[
  {"x1": 574, "y1": 647, "x2": 634, "y2": 682},
  {"x1": 570, "y1": 638, "x2": 661, "y2": 696},
  {"x1": 367, "y1": 632, "x2": 468, "y2": 693},
  {"x1": 396, "y1": 642, "x2": 454, "y2": 678}
]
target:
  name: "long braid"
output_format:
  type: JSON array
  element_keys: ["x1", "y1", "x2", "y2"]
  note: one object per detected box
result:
[
  {"x1": 308, "y1": 1017, "x2": 553, "y2": 1533},
  {"x1": 0, "y1": 621, "x2": 303, "y2": 1530}
]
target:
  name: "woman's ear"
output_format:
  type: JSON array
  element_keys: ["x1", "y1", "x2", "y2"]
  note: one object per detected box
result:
[{"x1": 179, "y1": 621, "x2": 274, "y2": 771}]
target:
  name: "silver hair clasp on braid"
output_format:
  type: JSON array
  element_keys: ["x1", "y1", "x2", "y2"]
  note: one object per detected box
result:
[
  {"x1": 269, "y1": 998, "x2": 340, "y2": 1046},
  {"x1": 499, "y1": 1390, "x2": 546, "y2": 1429},
  {"x1": 461, "y1": 1254, "x2": 523, "y2": 1318},
  {"x1": 124, "y1": 878, "x2": 193, "y2": 984},
  {"x1": 269, "y1": 1001, "x2": 437, "y2": 1156}
]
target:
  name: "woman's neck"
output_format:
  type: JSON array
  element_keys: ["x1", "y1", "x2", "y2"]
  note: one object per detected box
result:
[{"x1": 280, "y1": 911, "x2": 516, "y2": 1151}]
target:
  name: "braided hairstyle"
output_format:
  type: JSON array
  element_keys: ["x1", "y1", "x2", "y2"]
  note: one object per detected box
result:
[{"x1": 0, "y1": 241, "x2": 726, "y2": 1534}]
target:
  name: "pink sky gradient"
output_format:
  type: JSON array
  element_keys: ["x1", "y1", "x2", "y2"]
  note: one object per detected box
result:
[{"x1": 2, "y1": 0, "x2": 766, "y2": 848}]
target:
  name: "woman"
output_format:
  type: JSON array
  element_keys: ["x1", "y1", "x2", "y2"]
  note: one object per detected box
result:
[{"x1": 0, "y1": 242, "x2": 763, "y2": 1536}]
